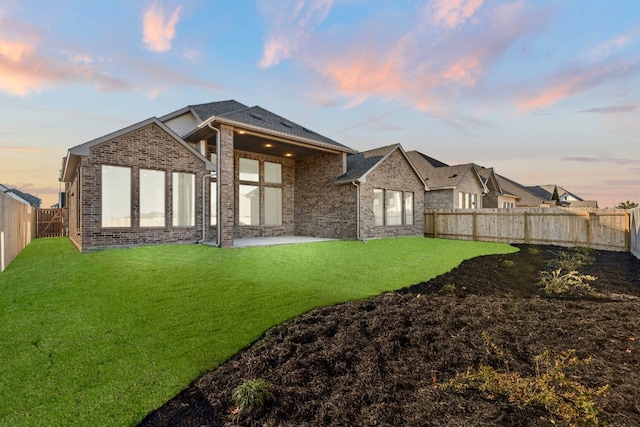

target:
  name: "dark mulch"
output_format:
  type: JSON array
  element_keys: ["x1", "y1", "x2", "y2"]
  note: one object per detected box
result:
[{"x1": 139, "y1": 245, "x2": 640, "y2": 426}]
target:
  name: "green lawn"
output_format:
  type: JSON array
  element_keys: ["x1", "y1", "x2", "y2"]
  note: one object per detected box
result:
[{"x1": 0, "y1": 237, "x2": 517, "y2": 426}]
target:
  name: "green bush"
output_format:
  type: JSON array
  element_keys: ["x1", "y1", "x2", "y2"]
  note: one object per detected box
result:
[{"x1": 232, "y1": 378, "x2": 274, "y2": 412}]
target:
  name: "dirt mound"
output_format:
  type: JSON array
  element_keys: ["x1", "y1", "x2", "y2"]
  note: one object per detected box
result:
[{"x1": 140, "y1": 245, "x2": 640, "y2": 426}]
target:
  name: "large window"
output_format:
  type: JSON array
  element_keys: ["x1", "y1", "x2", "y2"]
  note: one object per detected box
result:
[
  {"x1": 172, "y1": 172, "x2": 195, "y2": 226},
  {"x1": 374, "y1": 188, "x2": 414, "y2": 226},
  {"x1": 140, "y1": 169, "x2": 165, "y2": 227},
  {"x1": 101, "y1": 165, "x2": 131, "y2": 227},
  {"x1": 239, "y1": 184, "x2": 259, "y2": 225},
  {"x1": 238, "y1": 158, "x2": 283, "y2": 227}
]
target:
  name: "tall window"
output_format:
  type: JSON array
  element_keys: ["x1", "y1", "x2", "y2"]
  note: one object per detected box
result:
[
  {"x1": 404, "y1": 192, "x2": 414, "y2": 225},
  {"x1": 172, "y1": 172, "x2": 195, "y2": 226},
  {"x1": 470, "y1": 193, "x2": 478, "y2": 209},
  {"x1": 386, "y1": 190, "x2": 402, "y2": 225},
  {"x1": 101, "y1": 165, "x2": 131, "y2": 227},
  {"x1": 140, "y1": 169, "x2": 165, "y2": 227},
  {"x1": 264, "y1": 187, "x2": 282, "y2": 225},
  {"x1": 238, "y1": 158, "x2": 283, "y2": 227},
  {"x1": 239, "y1": 185, "x2": 259, "y2": 225},
  {"x1": 210, "y1": 181, "x2": 217, "y2": 226},
  {"x1": 373, "y1": 189, "x2": 384, "y2": 226},
  {"x1": 374, "y1": 188, "x2": 414, "y2": 226}
]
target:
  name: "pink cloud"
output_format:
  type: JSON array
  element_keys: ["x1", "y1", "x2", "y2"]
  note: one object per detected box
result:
[
  {"x1": 299, "y1": 1, "x2": 547, "y2": 113},
  {"x1": 515, "y1": 59, "x2": 639, "y2": 111},
  {"x1": 142, "y1": 2, "x2": 182, "y2": 52},
  {"x1": 259, "y1": 0, "x2": 334, "y2": 68},
  {"x1": 428, "y1": 0, "x2": 484, "y2": 29}
]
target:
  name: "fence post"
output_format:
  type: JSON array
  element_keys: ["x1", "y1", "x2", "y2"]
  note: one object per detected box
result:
[
  {"x1": 472, "y1": 211, "x2": 478, "y2": 241},
  {"x1": 524, "y1": 211, "x2": 529, "y2": 244},
  {"x1": 433, "y1": 211, "x2": 438, "y2": 239},
  {"x1": 625, "y1": 211, "x2": 631, "y2": 252}
]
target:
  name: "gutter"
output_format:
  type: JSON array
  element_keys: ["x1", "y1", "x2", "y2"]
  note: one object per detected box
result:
[
  {"x1": 352, "y1": 180, "x2": 361, "y2": 241},
  {"x1": 207, "y1": 122, "x2": 222, "y2": 247}
]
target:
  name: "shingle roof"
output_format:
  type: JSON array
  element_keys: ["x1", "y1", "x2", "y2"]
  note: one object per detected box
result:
[
  {"x1": 496, "y1": 175, "x2": 548, "y2": 206},
  {"x1": 184, "y1": 100, "x2": 355, "y2": 153},
  {"x1": 337, "y1": 145, "x2": 398, "y2": 183},
  {"x1": 336, "y1": 144, "x2": 427, "y2": 188},
  {"x1": 0, "y1": 184, "x2": 41, "y2": 208}
]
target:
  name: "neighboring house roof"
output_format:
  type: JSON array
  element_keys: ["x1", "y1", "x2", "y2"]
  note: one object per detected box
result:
[
  {"x1": 336, "y1": 144, "x2": 428, "y2": 189},
  {"x1": 0, "y1": 184, "x2": 41, "y2": 208},
  {"x1": 407, "y1": 151, "x2": 487, "y2": 192},
  {"x1": 528, "y1": 184, "x2": 584, "y2": 203},
  {"x1": 166, "y1": 100, "x2": 356, "y2": 154},
  {"x1": 476, "y1": 166, "x2": 502, "y2": 193},
  {"x1": 496, "y1": 175, "x2": 549, "y2": 207},
  {"x1": 60, "y1": 117, "x2": 215, "y2": 182}
]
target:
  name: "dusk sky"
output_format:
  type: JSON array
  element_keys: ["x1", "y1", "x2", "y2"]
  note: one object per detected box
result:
[{"x1": 1, "y1": 0, "x2": 638, "y2": 208}]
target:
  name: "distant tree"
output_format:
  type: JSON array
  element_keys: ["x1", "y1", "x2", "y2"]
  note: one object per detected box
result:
[{"x1": 616, "y1": 200, "x2": 638, "y2": 209}]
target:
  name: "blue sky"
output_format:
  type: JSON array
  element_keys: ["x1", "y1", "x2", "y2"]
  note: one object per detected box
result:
[{"x1": 1, "y1": 0, "x2": 638, "y2": 208}]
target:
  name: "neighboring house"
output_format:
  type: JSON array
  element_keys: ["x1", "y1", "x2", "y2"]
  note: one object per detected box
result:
[
  {"x1": 60, "y1": 100, "x2": 426, "y2": 251},
  {"x1": 407, "y1": 151, "x2": 488, "y2": 209},
  {"x1": 527, "y1": 184, "x2": 598, "y2": 208},
  {"x1": 0, "y1": 184, "x2": 41, "y2": 208}
]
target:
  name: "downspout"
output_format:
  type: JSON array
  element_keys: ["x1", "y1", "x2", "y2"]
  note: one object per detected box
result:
[
  {"x1": 352, "y1": 180, "x2": 361, "y2": 241},
  {"x1": 207, "y1": 123, "x2": 222, "y2": 247},
  {"x1": 199, "y1": 172, "x2": 216, "y2": 243}
]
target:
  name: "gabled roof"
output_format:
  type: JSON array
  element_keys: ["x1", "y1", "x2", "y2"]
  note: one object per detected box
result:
[
  {"x1": 407, "y1": 151, "x2": 487, "y2": 192},
  {"x1": 0, "y1": 184, "x2": 41, "y2": 208},
  {"x1": 476, "y1": 167, "x2": 502, "y2": 193},
  {"x1": 61, "y1": 117, "x2": 215, "y2": 182},
  {"x1": 168, "y1": 100, "x2": 355, "y2": 154},
  {"x1": 496, "y1": 175, "x2": 549, "y2": 207},
  {"x1": 336, "y1": 144, "x2": 428, "y2": 189},
  {"x1": 528, "y1": 184, "x2": 584, "y2": 203}
]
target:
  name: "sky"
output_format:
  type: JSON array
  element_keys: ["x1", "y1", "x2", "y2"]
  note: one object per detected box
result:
[{"x1": 0, "y1": 0, "x2": 638, "y2": 209}]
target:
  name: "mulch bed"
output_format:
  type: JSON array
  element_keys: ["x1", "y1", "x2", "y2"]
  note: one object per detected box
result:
[{"x1": 139, "y1": 245, "x2": 640, "y2": 426}]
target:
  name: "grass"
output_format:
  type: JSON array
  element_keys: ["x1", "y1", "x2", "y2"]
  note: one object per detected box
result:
[{"x1": 0, "y1": 236, "x2": 517, "y2": 426}]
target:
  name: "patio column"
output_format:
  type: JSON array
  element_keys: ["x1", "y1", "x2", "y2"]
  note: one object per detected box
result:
[{"x1": 218, "y1": 124, "x2": 235, "y2": 247}]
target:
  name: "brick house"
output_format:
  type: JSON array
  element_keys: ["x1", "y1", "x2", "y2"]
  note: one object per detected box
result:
[
  {"x1": 60, "y1": 100, "x2": 426, "y2": 251},
  {"x1": 407, "y1": 151, "x2": 488, "y2": 209}
]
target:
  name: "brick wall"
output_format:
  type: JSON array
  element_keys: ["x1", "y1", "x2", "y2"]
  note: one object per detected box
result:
[
  {"x1": 77, "y1": 123, "x2": 213, "y2": 251},
  {"x1": 294, "y1": 153, "x2": 357, "y2": 239},
  {"x1": 359, "y1": 149, "x2": 425, "y2": 239},
  {"x1": 425, "y1": 188, "x2": 455, "y2": 209}
]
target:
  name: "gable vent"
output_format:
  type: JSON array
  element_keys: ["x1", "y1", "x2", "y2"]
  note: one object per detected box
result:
[
  {"x1": 250, "y1": 113, "x2": 264, "y2": 120},
  {"x1": 449, "y1": 174, "x2": 458, "y2": 178}
]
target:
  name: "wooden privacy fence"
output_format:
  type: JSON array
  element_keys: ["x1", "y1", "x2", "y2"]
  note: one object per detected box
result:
[
  {"x1": 425, "y1": 208, "x2": 631, "y2": 252},
  {"x1": 37, "y1": 208, "x2": 66, "y2": 238},
  {"x1": 0, "y1": 192, "x2": 36, "y2": 272}
]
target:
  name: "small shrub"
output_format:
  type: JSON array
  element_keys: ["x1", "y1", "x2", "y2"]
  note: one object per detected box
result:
[
  {"x1": 439, "y1": 346, "x2": 609, "y2": 426},
  {"x1": 501, "y1": 259, "x2": 515, "y2": 267},
  {"x1": 441, "y1": 283, "x2": 456, "y2": 293},
  {"x1": 538, "y1": 269, "x2": 599, "y2": 297},
  {"x1": 527, "y1": 247, "x2": 539, "y2": 255},
  {"x1": 547, "y1": 248, "x2": 595, "y2": 272},
  {"x1": 232, "y1": 378, "x2": 274, "y2": 412}
]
